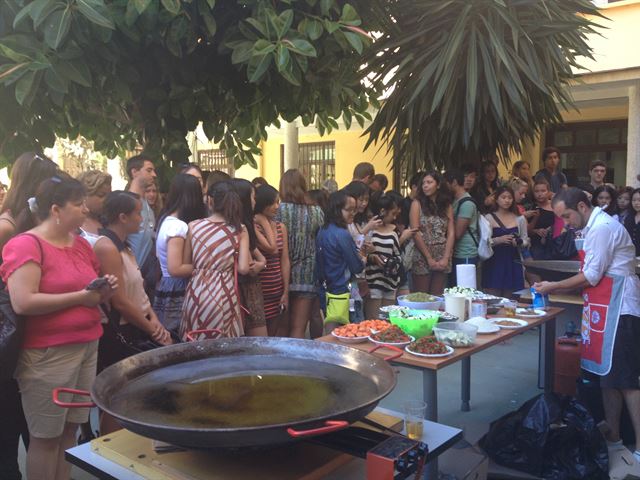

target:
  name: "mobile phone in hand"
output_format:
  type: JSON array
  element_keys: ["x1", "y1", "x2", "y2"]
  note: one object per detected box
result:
[{"x1": 85, "y1": 277, "x2": 109, "y2": 291}]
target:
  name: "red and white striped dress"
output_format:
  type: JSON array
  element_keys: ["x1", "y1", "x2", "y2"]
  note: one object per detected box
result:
[
  {"x1": 180, "y1": 219, "x2": 244, "y2": 340},
  {"x1": 257, "y1": 222, "x2": 284, "y2": 322}
]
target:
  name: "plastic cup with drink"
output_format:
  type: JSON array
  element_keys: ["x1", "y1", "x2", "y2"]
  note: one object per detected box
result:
[{"x1": 403, "y1": 400, "x2": 427, "y2": 440}]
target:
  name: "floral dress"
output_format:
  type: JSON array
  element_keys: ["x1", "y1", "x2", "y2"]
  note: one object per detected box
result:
[{"x1": 412, "y1": 211, "x2": 451, "y2": 275}]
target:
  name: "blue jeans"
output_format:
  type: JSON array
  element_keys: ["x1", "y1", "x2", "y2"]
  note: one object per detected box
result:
[{"x1": 449, "y1": 256, "x2": 479, "y2": 287}]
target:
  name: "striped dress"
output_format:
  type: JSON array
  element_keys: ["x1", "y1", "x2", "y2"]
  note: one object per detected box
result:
[
  {"x1": 366, "y1": 230, "x2": 401, "y2": 294},
  {"x1": 180, "y1": 219, "x2": 244, "y2": 340},
  {"x1": 257, "y1": 222, "x2": 285, "y2": 322}
]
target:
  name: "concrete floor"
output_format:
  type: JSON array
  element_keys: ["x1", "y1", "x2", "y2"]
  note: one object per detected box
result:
[{"x1": 16, "y1": 306, "x2": 586, "y2": 479}]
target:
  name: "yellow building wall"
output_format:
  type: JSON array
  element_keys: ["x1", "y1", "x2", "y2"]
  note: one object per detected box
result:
[{"x1": 259, "y1": 128, "x2": 394, "y2": 190}]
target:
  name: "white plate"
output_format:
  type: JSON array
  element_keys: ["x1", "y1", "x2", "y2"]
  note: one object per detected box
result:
[
  {"x1": 492, "y1": 318, "x2": 529, "y2": 329},
  {"x1": 331, "y1": 330, "x2": 369, "y2": 343},
  {"x1": 368, "y1": 335, "x2": 415, "y2": 348},
  {"x1": 516, "y1": 308, "x2": 546, "y2": 318},
  {"x1": 405, "y1": 344, "x2": 454, "y2": 358}
]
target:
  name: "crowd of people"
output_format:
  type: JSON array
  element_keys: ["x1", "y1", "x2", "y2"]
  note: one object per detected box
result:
[{"x1": 1, "y1": 148, "x2": 640, "y2": 479}]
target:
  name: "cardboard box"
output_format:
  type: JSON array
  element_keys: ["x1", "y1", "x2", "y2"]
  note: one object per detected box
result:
[{"x1": 438, "y1": 444, "x2": 488, "y2": 480}]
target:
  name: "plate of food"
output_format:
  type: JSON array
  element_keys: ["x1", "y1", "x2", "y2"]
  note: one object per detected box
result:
[
  {"x1": 379, "y1": 305, "x2": 410, "y2": 314},
  {"x1": 516, "y1": 307, "x2": 546, "y2": 318},
  {"x1": 369, "y1": 326, "x2": 414, "y2": 347},
  {"x1": 405, "y1": 336, "x2": 454, "y2": 357},
  {"x1": 492, "y1": 318, "x2": 528, "y2": 329}
]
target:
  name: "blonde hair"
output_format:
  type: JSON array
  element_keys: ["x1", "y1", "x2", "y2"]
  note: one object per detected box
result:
[
  {"x1": 508, "y1": 177, "x2": 527, "y2": 192},
  {"x1": 76, "y1": 170, "x2": 112, "y2": 196}
]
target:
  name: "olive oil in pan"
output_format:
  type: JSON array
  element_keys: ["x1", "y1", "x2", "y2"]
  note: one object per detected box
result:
[{"x1": 116, "y1": 374, "x2": 337, "y2": 428}]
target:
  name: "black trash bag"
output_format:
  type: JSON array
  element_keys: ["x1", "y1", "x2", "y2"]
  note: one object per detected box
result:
[{"x1": 480, "y1": 393, "x2": 608, "y2": 479}]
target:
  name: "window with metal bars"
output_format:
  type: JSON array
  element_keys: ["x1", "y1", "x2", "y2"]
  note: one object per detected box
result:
[
  {"x1": 197, "y1": 149, "x2": 234, "y2": 175},
  {"x1": 280, "y1": 141, "x2": 336, "y2": 190}
]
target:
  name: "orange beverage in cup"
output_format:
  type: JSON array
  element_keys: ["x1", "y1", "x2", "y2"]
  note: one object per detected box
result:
[{"x1": 406, "y1": 419, "x2": 424, "y2": 440}]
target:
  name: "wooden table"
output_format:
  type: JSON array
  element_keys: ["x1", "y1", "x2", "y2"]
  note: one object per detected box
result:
[
  {"x1": 319, "y1": 307, "x2": 563, "y2": 424},
  {"x1": 65, "y1": 407, "x2": 462, "y2": 480}
]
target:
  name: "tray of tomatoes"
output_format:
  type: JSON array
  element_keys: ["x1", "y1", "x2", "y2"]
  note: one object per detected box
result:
[{"x1": 331, "y1": 320, "x2": 391, "y2": 343}]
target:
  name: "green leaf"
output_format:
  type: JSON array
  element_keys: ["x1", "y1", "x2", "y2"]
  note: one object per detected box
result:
[
  {"x1": 15, "y1": 70, "x2": 37, "y2": 105},
  {"x1": 299, "y1": 18, "x2": 323, "y2": 40},
  {"x1": 320, "y1": 0, "x2": 332, "y2": 16},
  {"x1": 276, "y1": 43, "x2": 290, "y2": 71},
  {"x1": 323, "y1": 19, "x2": 340, "y2": 34},
  {"x1": 43, "y1": 6, "x2": 72, "y2": 49},
  {"x1": 160, "y1": 0, "x2": 180, "y2": 16},
  {"x1": 76, "y1": 0, "x2": 115, "y2": 29},
  {"x1": 339, "y1": 3, "x2": 360, "y2": 26},
  {"x1": 13, "y1": 2, "x2": 34, "y2": 29},
  {"x1": 230, "y1": 41, "x2": 253, "y2": 64},
  {"x1": 284, "y1": 38, "x2": 316, "y2": 57},
  {"x1": 31, "y1": 0, "x2": 62, "y2": 29},
  {"x1": 57, "y1": 60, "x2": 92, "y2": 86},
  {"x1": 0, "y1": 41, "x2": 31, "y2": 63},
  {"x1": 133, "y1": 0, "x2": 152, "y2": 14},
  {"x1": 205, "y1": 0, "x2": 215, "y2": 8},
  {"x1": 252, "y1": 39, "x2": 276, "y2": 56},
  {"x1": 125, "y1": 1, "x2": 140, "y2": 26},
  {"x1": 200, "y1": 8, "x2": 217, "y2": 37},
  {"x1": 277, "y1": 10, "x2": 294, "y2": 39},
  {"x1": 0, "y1": 63, "x2": 29, "y2": 84},
  {"x1": 342, "y1": 31, "x2": 363, "y2": 54},
  {"x1": 44, "y1": 66, "x2": 68, "y2": 93},
  {"x1": 245, "y1": 18, "x2": 269, "y2": 38},
  {"x1": 247, "y1": 53, "x2": 272, "y2": 83}
]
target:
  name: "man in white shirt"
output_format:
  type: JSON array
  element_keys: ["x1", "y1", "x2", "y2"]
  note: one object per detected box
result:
[{"x1": 535, "y1": 188, "x2": 640, "y2": 461}]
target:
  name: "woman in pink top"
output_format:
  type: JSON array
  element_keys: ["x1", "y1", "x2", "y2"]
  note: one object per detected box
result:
[{"x1": 1, "y1": 175, "x2": 116, "y2": 480}]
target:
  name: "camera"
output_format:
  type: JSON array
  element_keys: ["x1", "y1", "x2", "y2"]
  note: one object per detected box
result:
[{"x1": 513, "y1": 234, "x2": 524, "y2": 246}]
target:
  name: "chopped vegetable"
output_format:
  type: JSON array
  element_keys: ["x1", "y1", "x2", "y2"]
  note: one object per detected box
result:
[
  {"x1": 370, "y1": 326, "x2": 411, "y2": 344},
  {"x1": 407, "y1": 336, "x2": 449, "y2": 355},
  {"x1": 404, "y1": 292, "x2": 438, "y2": 302}
]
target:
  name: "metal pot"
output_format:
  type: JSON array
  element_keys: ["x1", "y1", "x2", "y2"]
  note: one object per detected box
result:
[{"x1": 54, "y1": 336, "x2": 400, "y2": 449}]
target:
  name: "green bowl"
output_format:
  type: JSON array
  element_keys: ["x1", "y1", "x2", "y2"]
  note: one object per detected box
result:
[{"x1": 389, "y1": 310, "x2": 440, "y2": 338}]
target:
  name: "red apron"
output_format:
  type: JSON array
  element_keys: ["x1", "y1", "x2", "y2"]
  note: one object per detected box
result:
[{"x1": 577, "y1": 238, "x2": 624, "y2": 376}]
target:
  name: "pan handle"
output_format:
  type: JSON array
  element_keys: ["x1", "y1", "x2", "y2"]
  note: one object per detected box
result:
[
  {"x1": 368, "y1": 344, "x2": 404, "y2": 362},
  {"x1": 286, "y1": 420, "x2": 349, "y2": 438},
  {"x1": 52, "y1": 388, "x2": 95, "y2": 408},
  {"x1": 186, "y1": 329, "x2": 224, "y2": 342}
]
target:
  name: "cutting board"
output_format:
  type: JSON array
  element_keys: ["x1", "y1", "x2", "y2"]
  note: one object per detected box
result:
[{"x1": 90, "y1": 411, "x2": 403, "y2": 480}]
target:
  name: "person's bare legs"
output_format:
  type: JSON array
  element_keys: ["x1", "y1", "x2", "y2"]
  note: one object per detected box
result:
[
  {"x1": 602, "y1": 388, "x2": 624, "y2": 443},
  {"x1": 365, "y1": 297, "x2": 382, "y2": 320},
  {"x1": 622, "y1": 389, "x2": 640, "y2": 452},
  {"x1": 26, "y1": 436, "x2": 60, "y2": 480},
  {"x1": 274, "y1": 308, "x2": 290, "y2": 337},
  {"x1": 412, "y1": 274, "x2": 429, "y2": 293},
  {"x1": 245, "y1": 325, "x2": 268, "y2": 337},
  {"x1": 429, "y1": 272, "x2": 447, "y2": 296},
  {"x1": 54, "y1": 422, "x2": 79, "y2": 480},
  {"x1": 308, "y1": 296, "x2": 323, "y2": 339},
  {"x1": 289, "y1": 296, "x2": 312, "y2": 338}
]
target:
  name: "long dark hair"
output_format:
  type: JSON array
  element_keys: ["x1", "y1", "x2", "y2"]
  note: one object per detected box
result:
[
  {"x1": 592, "y1": 184, "x2": 618, "y2": 216},
  {"x1": 207, "y1": 180, "x2": 243, "y2": 232},
  {"x1": 230, "y1": 178, "x2": 257, "y2": 250},
  {"x1": 4, "y1": 152, "x2": 59, "y2": 233},
  {"x1": 157, "y1": 173, "x2": 205, "y2": 231},
  {"x1": 370, "y1": 192, "x2": 400, "y2": 218},
  {"x1": 343, "y1": 180, "x2": 371, "y2": 225},
  {"x1": 32, "y1": 174, "x2": 86, "y2": 224},
  {"x1": 491, "y1": 186, "x2": 519, "y2": 215},
  {"x1": 102, "y1": 191, "x2": 140, "y2": 226},
  {"x1": 416, "y1": 171, "x2": 450, "y2": 218},
  {"x1": 324, "y1": 190, "x2": 351, "y2": 229}
]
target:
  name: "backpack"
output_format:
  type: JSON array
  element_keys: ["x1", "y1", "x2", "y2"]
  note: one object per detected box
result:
[{"x1": 455, "y1": 197, "x2": 493, "y2": 260}]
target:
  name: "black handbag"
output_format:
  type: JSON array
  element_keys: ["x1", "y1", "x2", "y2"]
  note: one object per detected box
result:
[
  {"x1": 0, "y1": 234, "x2": 44, "y2": 381},
  {"x1": 548, "y1": 228, "x2": 578, "y2": 260}
]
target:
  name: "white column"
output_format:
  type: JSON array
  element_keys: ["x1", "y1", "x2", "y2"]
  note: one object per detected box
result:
[
  {"x1": 284, "y1": 120, "x2": 299, "y2": 171},
  {"x1": 627, "y1": 82, "x2": 640, "y2": 187}
]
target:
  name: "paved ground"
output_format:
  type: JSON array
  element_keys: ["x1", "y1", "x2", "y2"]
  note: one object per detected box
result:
[{"x1": 16, "y1": 305, "x2": 593, "y2": 479}]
